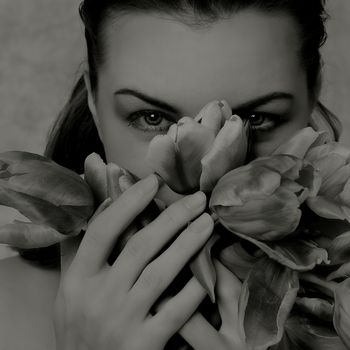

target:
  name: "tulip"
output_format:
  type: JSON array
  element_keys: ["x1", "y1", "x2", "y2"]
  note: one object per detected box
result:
[
  {"x1": 305, "y1": 142, "x2": 350, "y2": 222},
  {"x1": 333, "y1": 278, "x2": 350, "y2": 348},
  {"x1": 146, "y1": 99, "x2": 249, "y2": 194},
  {"x1": 0, "y1": 151, "x2": 95, "y2": 248},
  {"x1": 281, "y1": 314, "x2": 348, "y2": 350},
  {"x1": 83, "y1": 153, "x2": 162, "y2": 264},
  {"x1": 210, "y1": 154, "x2": 320, "y2": 241}
]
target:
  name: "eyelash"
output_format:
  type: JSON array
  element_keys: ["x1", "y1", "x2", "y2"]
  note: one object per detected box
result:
[
  {"x1": 127, "y1": 110, "x2": 283, "y2": 133},
  {"x1": 127, "y1": 110, "x2": 174, "y2": 132}
]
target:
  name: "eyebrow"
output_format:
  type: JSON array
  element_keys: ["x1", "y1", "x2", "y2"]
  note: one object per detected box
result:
[
  {"x1": 114, "y1": 88, "x2": 294, "y2": 114},
  {"x1": 114, "y1": 88, "x2": 179, "y2": 114}
]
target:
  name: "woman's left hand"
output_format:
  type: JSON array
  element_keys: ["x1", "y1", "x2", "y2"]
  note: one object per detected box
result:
[{"x1": 178, "y1": 258, "x2": 249, "y2": 350}]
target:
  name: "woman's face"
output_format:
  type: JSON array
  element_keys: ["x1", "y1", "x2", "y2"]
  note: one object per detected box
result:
[{"x1": 86, "y1": 9, "x2": 315, "y2": 202}]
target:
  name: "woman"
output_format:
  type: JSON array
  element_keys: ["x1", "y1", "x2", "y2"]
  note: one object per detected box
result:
[{"x1": 0, "y1": 0, "x2": 333, "y2": 349}]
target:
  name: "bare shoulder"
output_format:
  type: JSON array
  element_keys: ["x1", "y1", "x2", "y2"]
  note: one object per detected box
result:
[{"x1": 0, "y1": 256, "x2": 60, "y2": 350}]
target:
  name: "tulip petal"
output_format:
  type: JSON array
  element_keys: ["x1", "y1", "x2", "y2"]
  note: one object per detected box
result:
[
  {"x1": 0, "y1": 186, "x2": 88, "y2": 234},
  {"x1": 0, "y1": 221, "x2": 72, "y2": 248},
  {"x1": 222, "y1": 228, "x2": 329, "y2": 271},
  {"x1": 0, "y1": 160, "x2": 93, "y2": 207},
  {"x1": 328, "y1": 231, "x2": 350, "y2": 264},
  {"x1": 146, "y1": 134, "x2": 184, "y2": 192},
  {"x1": 280, "y1": 314, "x2": 348, "y2": 350},
  {"x1": 210, "y1": 165, "x2": 281, "y2": 207},
  {"x1": 218, "y1": 99, "x2": 233, "y2": 121},
  {"x1": 106, "y1": 163, "x2": 123, "y2": 200},
  {"x1": 295, "y1": 297, "x2": 334, "y2": 322},
  {"x1": 190, "y1": 233, "x2": 220, "y2": 303},
  {"x1": 307, "y1": 196, "x2": 350, "y2": 221},
  {"x1": 84, "y1": 152, "x2": 108, "y2": 204},
  {"x1": 239, "y1": 257, "x2": 299, "y2": 350},
  {"x1": 327, "y1": 261, "x2": 350, "y2": 281},
  {"x1": 195, "y1": 100, "x2": 223, "y2": 134},
  {"x1": 272, "y1": 127, "x2": 326, "y2": 159},
  {"x1": 200, "y1": 115, "x2": 247, "y2": 192},
  {"x1": 218, "y1": 241, "x2": 259, "y2": 280},
  {"x1": 333, "y1": 278, "x2": 350, "y2": 348},
  {"x1": 0, "y1": 151, "x2": 52, "y2": 165},
  {"x1": 300, "y1": 273, "x2": 337, "y2": 297},
  {"x1": 176, "y1": 117, "x2": 215, "y2": 190},
  {"x1": 214, "y1": 187, "x2": 301, "y2": 241}
]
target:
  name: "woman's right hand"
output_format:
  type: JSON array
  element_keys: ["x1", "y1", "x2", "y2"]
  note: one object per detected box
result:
[{"x1": 53, "y1": 174, "x2": 213, "y2": 350}]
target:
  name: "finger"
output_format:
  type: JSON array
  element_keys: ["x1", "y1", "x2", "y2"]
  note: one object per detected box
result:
[
  {"x1": 70, "y1": 174, "x2": 160, "y2": 277},
  {"x1": 214, "y1": 258, "x2": 242, "y2": 335},
  {"x1": 149, "y1": 276, "x2": 207, "y2": 338},
  {"x1": 179, "y1": 311, "x2": 221, "y2": 350},
  {"x1": 130, "y1": 213, "x2": 214, "y2": 313},
  {"x1": 111, "y1": 191, "x2": 207, "y2": 288}
]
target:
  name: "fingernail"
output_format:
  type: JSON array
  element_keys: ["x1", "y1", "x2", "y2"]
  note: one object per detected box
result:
[
  {"x1": 154, "y1": 172, "x2": 165, "y2": 187},
  {"x1": 184, "y1": 191, "x2": 206, "y2": 210},
  {"x1": 190, "y1": 213, "x2": 213, "y2": 233},
  {"x1": 140, "y1": 174, "x2": 159, "y2": 194},
  {"x1": 229, "y1": 114, "x2": 240, "y2": 122},
  {"x1": 218, "y1": 101, "x2": 225, "y2": 109}
]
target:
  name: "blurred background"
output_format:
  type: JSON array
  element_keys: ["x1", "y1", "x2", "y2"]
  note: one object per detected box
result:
[{"x1": 0, "y1": 1, "x2": 349, "y2": 259}]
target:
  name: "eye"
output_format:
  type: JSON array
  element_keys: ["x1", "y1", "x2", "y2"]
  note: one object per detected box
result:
[
  {"x1": 240, "y1": 112, "x2": 282, "y2": 132},
  {"x1": 127, "y1": 110, "x2": 175, "y2": 132}
]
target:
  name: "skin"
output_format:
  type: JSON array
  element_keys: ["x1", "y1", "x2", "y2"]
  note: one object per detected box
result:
[{"x1": 86, "y1": 10, "x2": 314, "y2": 184}]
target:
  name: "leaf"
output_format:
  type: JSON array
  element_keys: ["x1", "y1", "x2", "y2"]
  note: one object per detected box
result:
[
  {"x1": 238, "y1": 257, "x2": 299, "y2": 350},
  {"x1": 190, "y1": 232, "x2": 220, "y2": 303}
]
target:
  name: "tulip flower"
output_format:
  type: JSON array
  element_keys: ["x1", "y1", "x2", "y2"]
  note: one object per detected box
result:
[
  {"x1": 0, "y1": 151, "x2": 95, "y2": 248},
  {"x1": 210, "y1": 154, "x2": 320, "y2": 241},
  {"x1": 333, "y1": 278, "x2": 350, "y2": 348},
  {"x1": 305, "y1": 142, "x2": 350, "y2": 222},
  {"x1": 147, "y1": 99, "x2": 249, "y2": 194},
  {"x1": 281, "y1": 314, "x2": 348, "y2": 350}
]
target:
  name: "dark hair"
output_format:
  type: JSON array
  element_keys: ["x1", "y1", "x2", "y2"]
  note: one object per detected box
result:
[{"x1": 16, "y1": 0, "x2": 329, "y2": 269}]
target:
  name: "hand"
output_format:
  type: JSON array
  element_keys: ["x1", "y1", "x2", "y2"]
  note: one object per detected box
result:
[
  {"x1": 178, "y1": 259, "x2": 251, "y2": 350},
  {"x1": 53, "y1": 174, "x2": 214, "y2": 350}
]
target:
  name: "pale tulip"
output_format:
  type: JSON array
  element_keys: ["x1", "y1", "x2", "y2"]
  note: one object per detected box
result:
[
  {"x1": 147, "y1": 100, "x2": 249, "y2": 194},
  {"x1": 305, "y1": 142, "x2": 350, "y2": 221},
  {"x1": 0, "y1": 151, "x2": 95, "y2": 248},
  {"x1": 210, "y1": 155, "x2": 320, "y2": 241}
]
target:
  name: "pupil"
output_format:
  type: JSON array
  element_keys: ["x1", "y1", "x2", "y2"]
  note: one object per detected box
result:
[
  {"x1": 249, "y1": 114, "x2": 264, "y2": 126},
  {"x1": 145, "y1": 112, "x2": 162, "y2": 125}
]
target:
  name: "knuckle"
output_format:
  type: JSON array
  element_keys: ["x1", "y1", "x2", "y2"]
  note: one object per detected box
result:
[
  {"x1": 164, "y1": 308, "x2": 184, "y2": 328},
  {"x1": 139, "y1": 264, "x2": 164, "y2": 292},
  {"x1": 123, "y1": 235, "x2": 144, "y2": 259}
]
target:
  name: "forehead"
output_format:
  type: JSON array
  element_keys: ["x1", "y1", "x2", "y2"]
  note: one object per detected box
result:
[{"x1": 100, "y1": 10, "x2": 303, "y2": 109}]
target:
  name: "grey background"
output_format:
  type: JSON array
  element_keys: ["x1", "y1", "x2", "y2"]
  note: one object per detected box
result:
[{"x1": 0, "y1": 1, "x2": 349, "y2": 258}]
